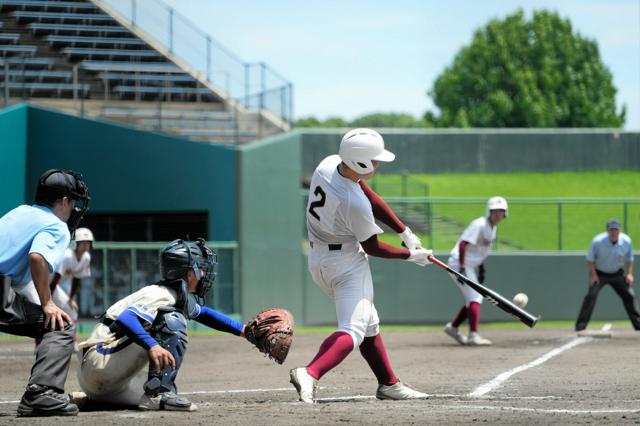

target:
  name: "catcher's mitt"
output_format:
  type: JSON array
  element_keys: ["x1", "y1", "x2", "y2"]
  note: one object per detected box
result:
[{"x1": 244, "y1": 308, "x2": 294, "y2": 364}]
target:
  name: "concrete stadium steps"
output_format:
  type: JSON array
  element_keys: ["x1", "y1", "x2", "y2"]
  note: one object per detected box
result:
[{"x1": 0, "y1": 0, "x2": 289, "y2": 143}]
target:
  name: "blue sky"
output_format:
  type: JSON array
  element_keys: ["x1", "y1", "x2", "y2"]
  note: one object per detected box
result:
[{"x1": 164, "y1": 0, "x2": 640, "y2": 129}]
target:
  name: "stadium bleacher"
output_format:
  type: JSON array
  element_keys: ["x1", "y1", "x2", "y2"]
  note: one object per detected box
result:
[{"x1": 0, "y1": 0, "x2": 290, "y2": 143}]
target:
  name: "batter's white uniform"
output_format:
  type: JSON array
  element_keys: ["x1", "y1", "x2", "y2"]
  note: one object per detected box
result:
[
  {"x1": 16, "y1": 249, "x2": 91, "y2": 321},
  {"x1": 448, "y1": 216, "x2": 497, "y2": 305},
  {"x1": 76, "y1": 285, "x2": 178, "y2": 406},
  {"x1": 306, "y1": 155, "x2": 384, "y2": 348}
]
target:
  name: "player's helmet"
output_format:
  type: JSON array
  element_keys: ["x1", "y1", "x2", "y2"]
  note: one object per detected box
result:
[
  {"x1": 35, "y1": 169, "x2": 90, "y2": 234},
  {"x1": 486, "y1": 196, "x2": 508, "y2": 217},
  {"x1": 74, "y1": 227, "x2": 94, "y2": 249},
  {"x1": 339, "y1": 128, "x2": 395, "y2": 174},
  {"x1": 160, "y1": 238, "x2": 217, "y2": 299}
]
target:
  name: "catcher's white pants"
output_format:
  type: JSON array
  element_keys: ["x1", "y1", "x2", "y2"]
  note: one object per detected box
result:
[
  {"x1": 447, "y1": 257, "x2": 483, "y2": 306},
  {"x1": 17, "y1": 281, "x2": 79, "y2": 321},
  {"x1": 308, "y1": 242, "x2": 380, "y2": 348},
  {"x1": 77, "y1": 325, "x2": 149, "y2": 406}
]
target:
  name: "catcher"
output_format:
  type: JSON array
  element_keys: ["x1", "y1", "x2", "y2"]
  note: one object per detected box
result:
[{"x1": 71, "y1": 238, "x2": 293, "y2": 412}]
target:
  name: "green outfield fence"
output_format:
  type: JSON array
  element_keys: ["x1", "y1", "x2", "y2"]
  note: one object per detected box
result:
[{"x1": 302, "y1": 193, "x2": 640, "y2": 252}]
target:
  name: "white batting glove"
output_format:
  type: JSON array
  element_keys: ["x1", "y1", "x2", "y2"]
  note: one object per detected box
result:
[
  {"x1": 400, "y1": 227, "x2": 422, "y2": 250},
  {"x1": 407, "y1": 248, "x2": 433, "y2": 267}
]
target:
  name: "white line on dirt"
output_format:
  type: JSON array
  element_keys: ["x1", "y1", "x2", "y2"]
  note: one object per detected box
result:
[
  {"x1": 453, "y1": 404, "x2": 640, "y2": 414},
  {"x1": 182, "y1": 387, "x2": 294, "y2": 395},
  {"x1": 469, "y1": 335, "x2": 595, "y2": 398}
]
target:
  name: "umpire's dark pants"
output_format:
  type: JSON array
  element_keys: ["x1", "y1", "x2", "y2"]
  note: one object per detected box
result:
[
  {"x1": 0, "y1": 275, "x2": 75, "y2": 392},
  {"x1": 575, "y1": 269, "x2": 640, "y2": 331}
]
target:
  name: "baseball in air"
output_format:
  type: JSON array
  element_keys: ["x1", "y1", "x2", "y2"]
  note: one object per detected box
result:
[{"x1": 513, "y1": 293, "x2": 528, "y2": 308}]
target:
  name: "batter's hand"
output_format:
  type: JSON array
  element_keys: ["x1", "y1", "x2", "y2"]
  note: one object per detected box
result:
[
  {"x1": 400, "y1": 227, "x2": 422, "y2": 250},
  {"x1": 43, "y1": 301, "x2": 71, "y2": 331},
  {"x1": 407, "y1": 248, "x2": 433, "y2": 266},
  {"x1": 148, "y1": 346, "x2": 175, "y2": 372},
  {"x1": 69, "y1": 299, "x2": 79, "y2": 312}
]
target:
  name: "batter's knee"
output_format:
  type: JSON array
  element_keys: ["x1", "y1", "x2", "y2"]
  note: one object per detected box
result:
[{"x1": 337, "y1": 325, "x2": 364, "y2": 348}]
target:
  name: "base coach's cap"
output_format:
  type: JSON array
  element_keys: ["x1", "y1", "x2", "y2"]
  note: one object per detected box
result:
[{"x1": 606, "y1": 219, "x2": 621, "y2": 229}]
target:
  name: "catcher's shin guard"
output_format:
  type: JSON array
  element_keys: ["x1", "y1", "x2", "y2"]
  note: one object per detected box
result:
[{"x1": 144, "y1": 307, "x2": 188, "y2": 395}]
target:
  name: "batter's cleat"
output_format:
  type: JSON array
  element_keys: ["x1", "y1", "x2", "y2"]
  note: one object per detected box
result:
[
  {"x1": 467, "y1": 332, "x2": 492, "y2": 346},
  {"x1": 17, "y1": 384, "x2": 79, "y2": 417},
  {"x1": 376, "y1": 381, "x2": 429, "y2": 400},
  {"x1": 289, "y1": 367, "x2": 318, "y2": 403},
  {"x1": 138, "y1": 391, "x2": 197, "y2": 412},
  {"x1": 444, "y1": 323, "x2": 467, "y2": 345}
]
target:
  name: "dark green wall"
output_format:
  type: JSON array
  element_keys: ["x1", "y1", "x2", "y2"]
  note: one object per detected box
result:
[
  {"x1": 238, "y1": 132, "x2": 305, "y2": 319},
  {"x1": 0, "y1": 104, "x2": 27, "y2": 215},
  {"x1": 25, "y1": 107, "x2": 237, "y2": 240},
  {"x1": 300, "y1": 129, "x2": 640, "y2": 176},
  {"x1": 302, "y1": 251, "x2": 639, "y2": 325}
]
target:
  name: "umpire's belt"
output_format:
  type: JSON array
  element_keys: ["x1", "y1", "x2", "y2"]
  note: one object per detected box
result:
[
  {"x1": 309, "y1": 242, "x2": 342, "y2": 251},
  {"x1": 596, "y1": 269, "x2": 624, "y2": 277}
]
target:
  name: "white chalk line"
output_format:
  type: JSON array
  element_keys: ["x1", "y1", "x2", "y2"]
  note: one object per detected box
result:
[
  {"x1": 451, "y1": 404, "x2": 640, "y2": 415},
  {"x1": 469, "y1": 324, "x2": 612, "y2": 398}
]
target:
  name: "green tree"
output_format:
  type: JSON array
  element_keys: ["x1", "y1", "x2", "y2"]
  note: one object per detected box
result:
[
  {"x1": 295, "y1": 113, "x2": 427, "y2": 128},
  {"x1": 351, "y1": 113, "x2": 427, "y2": 128},
  {"x1": 428, "y1": 10, "x2": 625, "y2": 127}
]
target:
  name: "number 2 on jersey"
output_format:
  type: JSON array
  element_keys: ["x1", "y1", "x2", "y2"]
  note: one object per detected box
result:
[{"x1": 308, "y1": 185, "x2": 326, "y2": 220}]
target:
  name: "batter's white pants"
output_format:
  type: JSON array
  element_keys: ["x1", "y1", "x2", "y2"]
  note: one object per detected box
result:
[
  {"x1": 447, "y1": 257, "x2": 483, "y2": 306},
  {"x1": 308, "y1": 243, "x2": 380, "y2": 348},
  {"x1": 77, "y1": 324, "x2": 149, "y2": 406}
]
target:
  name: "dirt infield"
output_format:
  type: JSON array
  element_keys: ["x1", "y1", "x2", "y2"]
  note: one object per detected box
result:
[{"x1": 1, "y1": 327, "x2": 639, "y2": 425}]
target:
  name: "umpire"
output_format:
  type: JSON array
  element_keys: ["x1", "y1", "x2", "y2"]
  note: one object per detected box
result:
[
  {"x1": 575, "y1": 219, "x2": 639, "y2": 332},
  {"x1": 0, "y1": 169, "x2": 89, "y2": 417}
]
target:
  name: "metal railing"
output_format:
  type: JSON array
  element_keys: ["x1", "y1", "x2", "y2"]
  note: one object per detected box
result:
[
  {"x1": 1, "y1": 59, "x2": 269, "y2": 143},
  {"x1": 94, "y1": 0, "x2": 293, "y2": 124},
  {"x1": 301, "y1": 193, "x2": 640, "y2": 252},
  {"x1": 77, "y1": 241, "x2": 239, "y2": 319}
]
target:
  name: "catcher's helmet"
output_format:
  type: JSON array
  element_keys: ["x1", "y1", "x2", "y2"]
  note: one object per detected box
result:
[
  {"x1": 338, "y1": 128, "x2": 395, "y2": 174},
  {"x1": 35, "y1": 169, "x2": 90, "y2": 234},
  {"x1": 160, "y1": 239, "x2": 217, "y2": 299},
  {"x1": 486, "y1": 196, "x2": 508, "y2": 217}
]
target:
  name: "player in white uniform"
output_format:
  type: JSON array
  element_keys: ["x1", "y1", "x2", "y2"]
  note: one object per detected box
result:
[
  {"x1": 290, "y1": 128, "x2": 434, "y2": 403},
  {"x1": 20, "y1": 228, "x2": 94, "y2": 346},
  {"x1": 443, "y1": 196, "x2": 508, "y2": 346},
  {"x1": 71, "y1": 239, "x2": 247, "y2": 412}
]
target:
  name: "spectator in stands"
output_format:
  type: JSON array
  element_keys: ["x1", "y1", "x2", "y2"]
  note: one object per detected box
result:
[
  {"x1": 575, "y1": 219, "x2": 639, "y2": 331},
  {"x1": 0, "y1": 169, "x2": 89, "y2": 417}
]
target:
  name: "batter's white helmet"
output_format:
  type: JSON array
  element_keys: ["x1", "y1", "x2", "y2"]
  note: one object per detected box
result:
[
  {"x1": 74, "y1": 227, "x2": 94, "y2": 243},
  {"x1": 486, "y1": 196, "x2": 508, "y2": 217},
  {"x1": 339, "y1": 128, "x2": 395, "y2": 174}
]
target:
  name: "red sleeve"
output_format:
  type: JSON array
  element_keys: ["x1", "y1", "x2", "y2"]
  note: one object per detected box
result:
[
  {"x1": 358, "y1": 180, "x2": 405, "y2": 233},
  {"x1": 360, "y1": 234, "x2": 410, "y2": 259},
  {"x1": 458, "y1": 240, "x2": 468, "y2": 267}
]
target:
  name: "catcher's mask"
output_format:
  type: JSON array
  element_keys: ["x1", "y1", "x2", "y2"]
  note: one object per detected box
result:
[
  {"x1": 160, "y1": 238, "x2": 217, "y2": 301},
  {"x1": 35, "y1": 169, "x2": 90, "y2": 236}
]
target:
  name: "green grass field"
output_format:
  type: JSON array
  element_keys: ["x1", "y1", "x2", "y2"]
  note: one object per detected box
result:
[{"x1": 371, "y1": 171, "x2": 640, "y2": 251}]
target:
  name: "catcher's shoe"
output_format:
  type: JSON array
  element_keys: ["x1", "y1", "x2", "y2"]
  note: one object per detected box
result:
[
  {"x1": 376, "y1": 381, "x2": 429, "y2": 400},
  {"x1": 289, "y1": 367, "x2": 318, "y2": 403},
  {"x1": 467, "y1": 332, "x2": 492, "y2": 346},
  {"x1": 138, "y1": 392, "x2": 197, "y2": 412},
  {"x1": 444, "y1": 323, "x2": 467, "y2": 345},
  {"x1": 17, "y1": 384, "x2": 79, "y2": 417},
  {"x1": 67, "y1": 391, "x2": 89, "y2": 411}
]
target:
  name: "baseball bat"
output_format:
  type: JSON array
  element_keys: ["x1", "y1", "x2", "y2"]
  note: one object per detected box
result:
[{"x1": 427, "y1": 255, "x2": 539, "y2": 328}]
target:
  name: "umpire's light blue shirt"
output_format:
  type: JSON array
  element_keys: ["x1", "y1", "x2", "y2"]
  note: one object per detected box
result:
[
  {"x1": 586, "y1": 232, "x2": 634, "y2": 274},
  {"x1": 0, "y1": 204, "x2": 70, "y2": 286}
]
